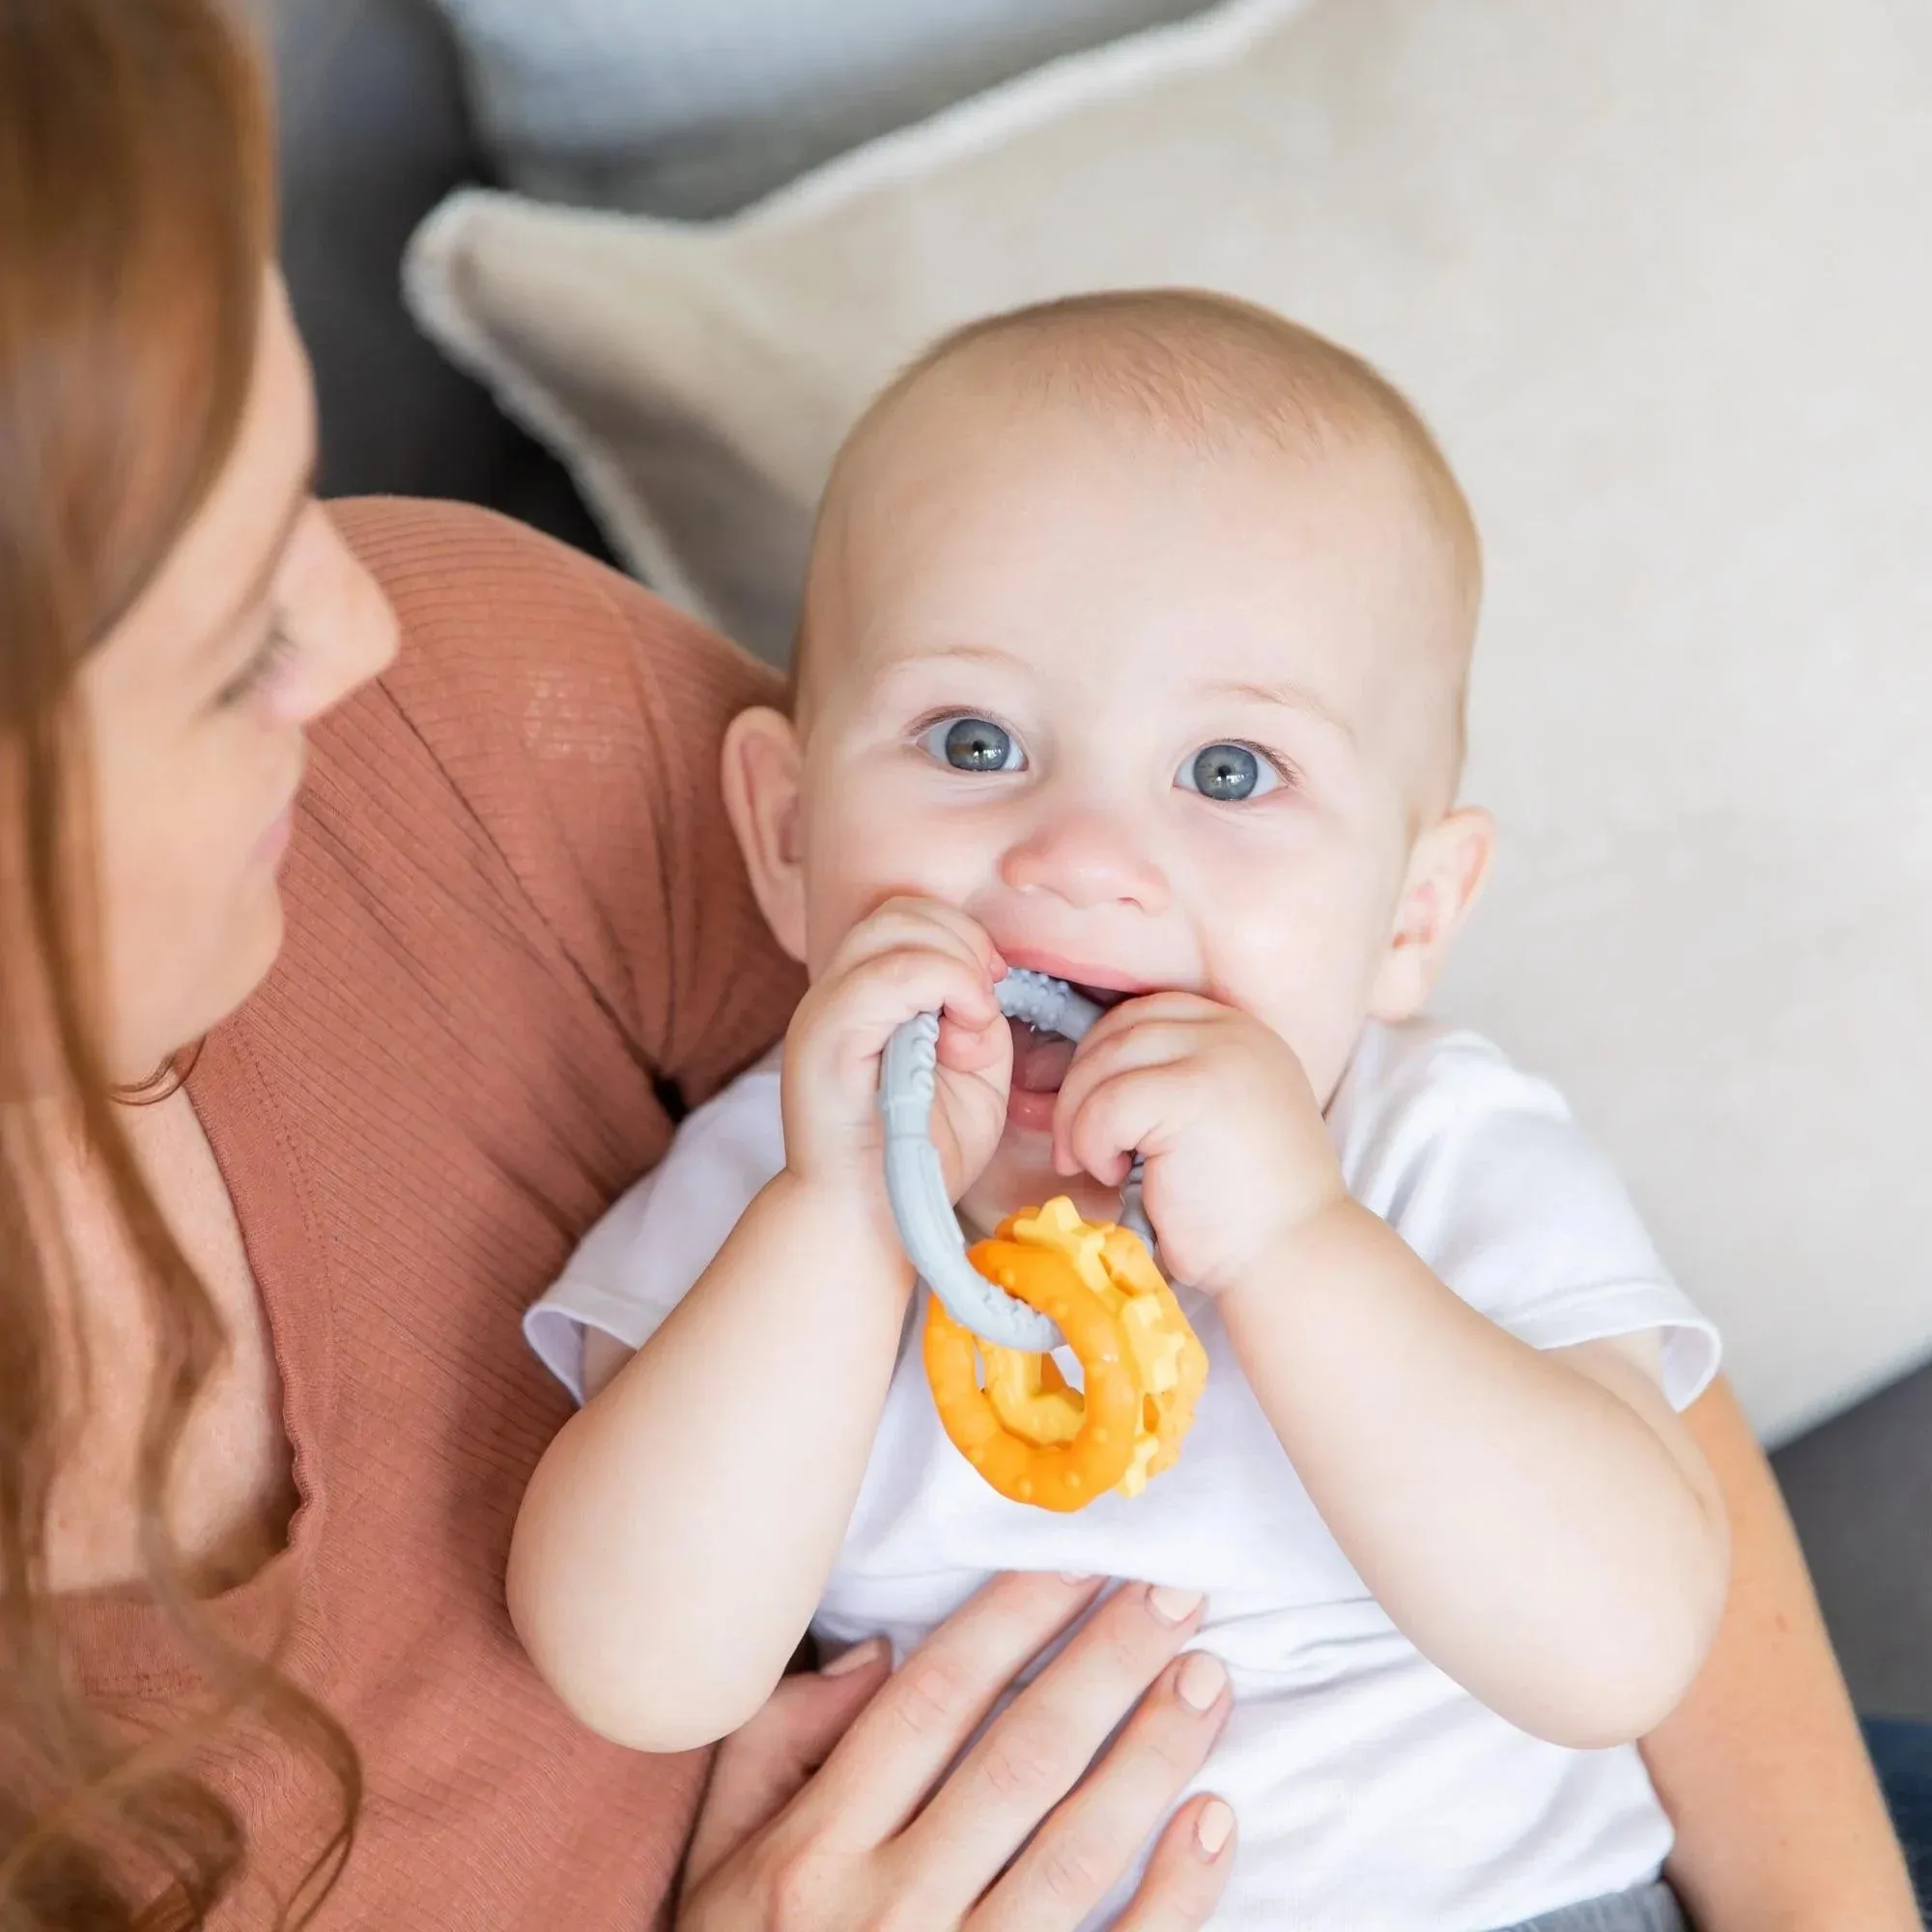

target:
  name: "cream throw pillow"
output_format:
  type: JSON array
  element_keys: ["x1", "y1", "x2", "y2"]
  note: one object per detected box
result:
[{"x1": 406, "y1": 0, "x2": 1932, "y2": 1441}]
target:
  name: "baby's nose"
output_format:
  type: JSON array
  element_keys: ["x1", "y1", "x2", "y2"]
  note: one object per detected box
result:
[{"x1": 1000, "y1": 810, "x2": 1171, "y2": 914}]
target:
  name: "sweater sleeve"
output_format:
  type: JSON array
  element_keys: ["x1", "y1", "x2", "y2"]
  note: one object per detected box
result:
[{"x1": 327, "y1": 498, "x2": 803, "y2": 1108}]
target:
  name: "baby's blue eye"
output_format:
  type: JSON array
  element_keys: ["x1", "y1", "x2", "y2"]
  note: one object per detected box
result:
[
  {"x1": 922, "y1": 715, "x2": 1026, "y2": 774},
  {"x1": 1178, "y1": 742, "x2": 1279, "y2": 803}
]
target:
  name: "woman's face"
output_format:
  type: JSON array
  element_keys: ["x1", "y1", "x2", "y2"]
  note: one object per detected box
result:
[{"x1": 80, "y1": 277, "x2": 398, "y2": 1082}]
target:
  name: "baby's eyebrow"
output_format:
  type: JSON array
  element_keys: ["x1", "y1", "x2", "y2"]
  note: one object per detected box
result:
[
  {"x1": 855, "y1": 640, "x2": 1029, "y2": 708},
  {"x1": 871, "y1": 640, "x2": 1024, "y2": 676},
  {"x1": 1204, "y1": 675, "x2": 1357, "y2": 746}
]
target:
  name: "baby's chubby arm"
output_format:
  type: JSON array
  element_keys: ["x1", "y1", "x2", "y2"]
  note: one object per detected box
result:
[
  {"x1": 1054, "y1": 996, "x2": 1730, "y2": 1749},
  {"x1": 507, "y1": 900, "x2": 1013, "y2": 1753},
  {"x1": 1223, "y1": 1213, "x2": 1727, "y2": 1747}
]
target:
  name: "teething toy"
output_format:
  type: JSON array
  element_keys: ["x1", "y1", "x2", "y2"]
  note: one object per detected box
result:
[
  {"x1": 879, "y1": 970, "x2": 1208, "y2": 1510},
  {"x1": 924, "y1": 1199, "x2": 1208, "y2": 1510}
]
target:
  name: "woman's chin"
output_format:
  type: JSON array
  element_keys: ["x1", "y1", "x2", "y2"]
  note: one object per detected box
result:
[{"x1": 112, "y1": 892, "x2": 287, "y2": 1082}]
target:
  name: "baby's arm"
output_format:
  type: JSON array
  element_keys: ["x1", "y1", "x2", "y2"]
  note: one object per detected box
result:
[
  {"x1": 508, "y1": 898, "x2": 1010, "y2": 1753},
  {"x1": 509, "y1": 1172, "x2": 912, "y2": 1751},
  {"x1": 1054, "y1": 994, "x2": 1727, "y2": 1749},
  {"x1": 1221, "y1": 1202, "x2": 1728, "y2": 1748}
]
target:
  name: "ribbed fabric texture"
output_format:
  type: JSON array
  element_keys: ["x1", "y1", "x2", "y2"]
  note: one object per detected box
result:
[{"x1": 55, "y1": 499, "x2": 803, "y2": 1927}]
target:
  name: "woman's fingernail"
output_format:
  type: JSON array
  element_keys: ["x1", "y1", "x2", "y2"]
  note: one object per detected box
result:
[
  {"x1": 1195, "y1": 1798, "x2": 1235, "y2": 1859},
  {"x1": 1177, "y1": 1650, "x2": 1228, "y2": 1712},
  {"x1": 1059, "y1": 1572, "x2": 1096, "y2": 1586},
  {"x1": 1148, "y1": 1584, "x2": 1205, "y2": 1625},
  {"x1": 821, "y1": 1638, "x2": 887, "y2": 1677}
]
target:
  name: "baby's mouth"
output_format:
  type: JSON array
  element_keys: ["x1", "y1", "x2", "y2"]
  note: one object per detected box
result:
[
  {"x1": 1006, "y1": 980, "x2": 1133, "y2": 1106},
  {"x1": 1009, "y1": 1018, "x2": 1077, "y2": 1097}
]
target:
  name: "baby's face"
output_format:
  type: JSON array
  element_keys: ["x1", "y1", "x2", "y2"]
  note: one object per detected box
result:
[{"x1": 765, "y1": 390, "x2": 1478, "y2": 1216}]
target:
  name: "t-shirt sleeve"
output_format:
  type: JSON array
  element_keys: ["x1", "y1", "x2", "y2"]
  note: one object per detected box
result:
[
  {"x1": 525, "y1": 1062, "x2": 786, "y2": 1403},
  {"x1": 1332, "y1": 1024, "x2": 1720, "y2": 1409},
  {"x1": 329, "y1": 497, "x2": 803, "y2": 1111}
]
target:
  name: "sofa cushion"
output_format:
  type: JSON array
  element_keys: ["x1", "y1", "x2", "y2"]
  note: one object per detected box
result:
[
  {"x1": 430, "y1": 0, "x2": 1215, "y2": 217},
  {"x1": 406, "y1": 0, "x2": 1932, "y2": 1443}
]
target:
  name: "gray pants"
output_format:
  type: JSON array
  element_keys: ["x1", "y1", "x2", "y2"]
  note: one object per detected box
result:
[{"x1": 1499, "y1": 1880, "x2": 1687, "y2": 1932}]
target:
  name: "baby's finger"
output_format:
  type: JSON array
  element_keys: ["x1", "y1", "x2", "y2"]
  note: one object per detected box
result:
[
  {"x1": 1106, "y1": 1795, "x2": 1239, "y2": 1932},
  {"x1": 803, "y1": 1573, "x2": 1103, "y2": 1850},
  {"x1": 1057, "y1": 1018, "x2": 1206, "y2": 1110},
  {"x1": 830, "y1": 897, "x2": 1006, "y2": 985},
  {"x1": 1063, "y1": 990, "x2": 1222, "y2": 1064},
  {"x1": 936, "y1": 999, "x2": 1014, "y2": 1079},
  {"x1": 1052, "y1": 1007, "x2": 1221, "y2": 1161},
  {"x1": 970, "y1": 1649, "x2": 1232, "y2": 1932},
  {"x1": 835, "y1": 944, "x2": 1002, "y2": 1049},
  {"x1": 1054, "y1": 1045, "x2": 1200, "y2": 1184}
]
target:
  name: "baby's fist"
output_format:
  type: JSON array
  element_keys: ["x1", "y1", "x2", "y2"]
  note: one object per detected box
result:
[
  {"x1": 782, "y1": 899, "x2": 1010, "y2": 1212},
  {"x1": 1053, "y1": 995, "x2": 1346, "y2": 1293}
]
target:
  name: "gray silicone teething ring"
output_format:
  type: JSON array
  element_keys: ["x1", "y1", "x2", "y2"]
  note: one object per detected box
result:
[{"x1": 879, "y1": 969, "x2": 1152, "y2": 1350}]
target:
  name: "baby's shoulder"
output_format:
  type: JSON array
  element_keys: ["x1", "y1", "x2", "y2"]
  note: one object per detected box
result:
[
  {"x1": 661, "y1": 1045, "x2": 785, "y2": 1178},
  {"x1": 1337, "y1": 1016, "x2": 1569, "y2": 1126},
  {"x1": 1329, "y1": 1018, "x2": 1583, "y2": 1213}
]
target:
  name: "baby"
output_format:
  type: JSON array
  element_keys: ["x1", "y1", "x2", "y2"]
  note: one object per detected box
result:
[{"x1": 513, "y1": 292, "x2": 1727, "y2": 1930}]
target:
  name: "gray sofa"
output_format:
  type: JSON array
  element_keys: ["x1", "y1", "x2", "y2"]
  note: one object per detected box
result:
[
  {"x1": 271, "y1": 0, "x2": 613, "y2": 556},
  {"x1": 270, "y1": 0, "x2": 1932, "y2": 1720}
]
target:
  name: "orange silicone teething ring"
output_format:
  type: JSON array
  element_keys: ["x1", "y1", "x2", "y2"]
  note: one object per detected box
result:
[
  {"x1": 923, "y1": 1238, "x2": 1141, "y2": 1512},
  {"x1": 923, "y1": 1198, "x2": 1210, "y2": 1511}
]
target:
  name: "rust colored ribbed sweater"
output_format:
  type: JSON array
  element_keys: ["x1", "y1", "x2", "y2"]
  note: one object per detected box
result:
[{"x1": 57, "y1": 499, "x2": 804, "y2": 1928}]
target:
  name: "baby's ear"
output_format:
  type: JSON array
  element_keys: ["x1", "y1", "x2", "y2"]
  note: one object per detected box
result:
[
  {"x1": 1368, "y1": 807, "x2": 1495, "y2": 1023},
  {"x1": 721, "y1": 707, "x2": 809, "y2": 965}
]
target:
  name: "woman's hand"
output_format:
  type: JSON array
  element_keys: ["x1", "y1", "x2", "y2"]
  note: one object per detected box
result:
[{"x1": 678, "y1": 1573, "x2": 1236, "y2": 1931}]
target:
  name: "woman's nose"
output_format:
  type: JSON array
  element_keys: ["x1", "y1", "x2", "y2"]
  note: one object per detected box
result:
[
  {"x1": 274, "y1": 505, "x2": 400, "y2": 724},
  {"x1": 1000, "y1": 810, "x2": 1172, "y2": 914}
]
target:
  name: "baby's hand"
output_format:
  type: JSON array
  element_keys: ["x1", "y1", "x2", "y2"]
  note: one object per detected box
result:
[
  {"x1": 783, "y1": 898, "x2": 1011, "y2": 1212},
  {"x1": 1052, "y1": 995, "x2": 1346, "y2": 1293}
]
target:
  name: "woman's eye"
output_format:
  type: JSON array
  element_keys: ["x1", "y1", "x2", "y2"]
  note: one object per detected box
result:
[
  {"x1": 1178, "y1": 742, "x2": 1283, "y2": 803},
  {"x1": 920, "y1": 715, "x2": 1026, "y2": 774},
  {"x1": 213, "y1": 620, "x2": 297, "y2": 711}
]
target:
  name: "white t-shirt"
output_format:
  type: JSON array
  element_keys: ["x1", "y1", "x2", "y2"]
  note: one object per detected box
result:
[{"x1": 526, "y1": 1019, "x2": 1719, "y2": 1932}]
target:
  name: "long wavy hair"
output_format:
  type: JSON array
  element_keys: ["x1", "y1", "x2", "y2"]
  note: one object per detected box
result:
[{"x1": 0, "y1": 2, "x2": 359, "y2": 1923}]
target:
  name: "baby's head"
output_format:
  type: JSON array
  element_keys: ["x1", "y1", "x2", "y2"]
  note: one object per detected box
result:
[{"x1": 726, "y1": 290, "x2": 1492, "y2": 1173}]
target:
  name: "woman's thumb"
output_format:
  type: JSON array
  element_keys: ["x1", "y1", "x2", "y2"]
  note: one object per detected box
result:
[{"x1": 681, "y1": 1641, "x2": 892, "y2": 1898}]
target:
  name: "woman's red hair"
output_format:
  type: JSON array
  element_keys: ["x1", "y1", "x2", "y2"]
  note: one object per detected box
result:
[{"x1": 0, "y1": 2, "x2": 358, "y2": 1922}]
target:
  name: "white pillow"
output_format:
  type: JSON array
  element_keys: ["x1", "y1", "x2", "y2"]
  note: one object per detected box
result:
[{"x1": 406, "y1": 0, "x2": 1932, "y2": 1442}]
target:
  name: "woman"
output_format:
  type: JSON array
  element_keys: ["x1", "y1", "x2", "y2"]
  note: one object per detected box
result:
[{"x1": 0, "y1": 1, "x2": 1916, "y2": 1927}]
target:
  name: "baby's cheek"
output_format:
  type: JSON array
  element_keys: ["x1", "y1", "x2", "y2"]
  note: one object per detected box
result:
[
  {"x1": 800, "y1": 842, "x2": 881, "y2": 972},
  {"x1": 804, "y1": 816, "x2": 984, "y2": 971},
  {"x1": 1210, "y1": 956, "x2": 1367, "y2": 1117}
]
